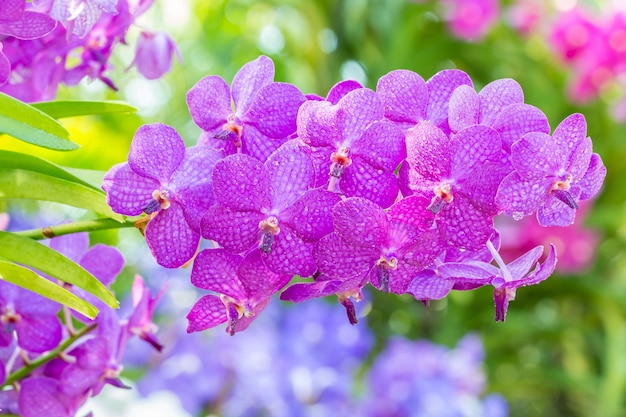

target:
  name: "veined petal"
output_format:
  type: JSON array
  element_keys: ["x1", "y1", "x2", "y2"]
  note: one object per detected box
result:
[
  {"x1": 238, "y1": 250, "x2": 290, "y2": 301},
  {"x1": 376, "y1": 69, "x2": 427, "y2": 124},
  {"x1": 190, "y1": 249, "x2": 245, "y2": 299},
  {"x1": 388, "y1": 194, "x2": 436, "y2": 242},
  {"x1": 406, "y1": 121, "x2": 451, "y2": 181},
  {"x1": 406, "y1": 270, "x2": 454, "y2": 300},
  {"x1": 280, "y1": 280, "x2": 344, "y2": 302},
  {"x1": 0, "y1": 11, "x2": 56, "y2": 40},
  {"x1": 492, "y1": 103, "x2": 550, "y2": 153},
  {"x1": 506, "y1": 245, "x2": 543, "y2": 280},
  {"x1": 478, "y1": 78, "x2": 524, "y2": 126},
  {"x1": 511, "y1": 132, "x2": 559, "y2": 180},
  {"x1": 332, "y1": 197, "x2": 388, "y2": 248},
  {"x1": 496, "y1": 172, "x2": 552, "y2": 217},
  {"x1": 211, "y1": 154, "x2": 270, "y2": 210},
  {"x1": 265, "y1": 143, "x2": 315, "y2": 212},
  {"x1": 567, "y1": 137, "x2": 593, "y2": 180},
  {"x1": 351, "y1": 121, "x2": 406, "y2": 170},
  {"x1": 201, "y1": 205, "x2": 264, "y2": 253},
  {"x1": 17, "y1": 314, "x2": 62, "y2": 353},
  {"x1": 450, "y1": 125, "x2": 502, "y2": 180},
  {"x1": 552, "y1": 113, "x2": 587, "y2": 165},
  {"x1": 171, "y1": 146, "x2": 222, "y2": 232},
  {"x1": 232, "y1": 55, "x2": 274, "y2": 114},
  {"x1": 242, "y1": 82, "x2": 305, "y2": 138},
  {"x1": 315, "y1": 233, "x2": 377, "y2": 280},
  {"x1": 186, "y1": 75, "x2": 231, "y2": 132},
  {"x1": 296, "y1": 100, "x2": 338, "y2": 147},
  {"x1": 340, "y1": 157, "x2": 400, "y2": 209},
  {"x1": 537, "y1": 190, "x2": 579, "y2": 227},
  {"x1": 261, "y1": 226, "x2": 316, "y2": 277},
  {"x1": 128, "y1": 124, "x2": 186, "y2": 183},
  {"x1": 145, "y1": 203, "x2": 199, "y2": 268},
  {"x1": 579, "y1": 153, "x2": 606, "y2": 200},
  {"x1": 186, "y1": 295, "x2": 227, "y2": 333},
  {"x1": 281, "y1": 188, "x2": 340, "y2": 241},
  {"x1": 326, "y1": 79, "x2": 363, "y2": 104},
  {"x1": 438, "y1": 195, "x2": 495, "y2": 250},
  {"x1": 102, "y1": 162, "x2": 159, "y2": 216},
  {"x1": 19, "y1": 378, "x2": 68, "y2": 417},
  {"x1": 426, "y1": 69, "x2": 473, "y2": 129},
  {"x1": 0, "y1": 0, "x2": 24, "y2": 22},
  {"x1": 336, "y1": 88, "x2": 384, "y2": 145},
  {"x1": 448, "y1": 84, "x2": 479, "y2": 133},
  {"x1": 241, "y1": 124, "x2": 284, "y2": 163}
]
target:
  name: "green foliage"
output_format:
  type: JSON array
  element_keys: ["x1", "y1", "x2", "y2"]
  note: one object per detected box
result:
[{"x1": 32, "y1": 100, "x2": 137, "y2": 119}]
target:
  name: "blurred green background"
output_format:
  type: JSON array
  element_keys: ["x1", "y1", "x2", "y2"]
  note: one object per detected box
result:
[{"x1": 4, "y1": 0, "x2": 626, "y2": 416}]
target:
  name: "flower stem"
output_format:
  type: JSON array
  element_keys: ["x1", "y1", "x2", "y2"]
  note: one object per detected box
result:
[
  {"x1": 1, "y1": 323, "x2": 97, "y2": 387},
  {"x1": 12, "y1": 218, "x2": 138, "y2": 240}
]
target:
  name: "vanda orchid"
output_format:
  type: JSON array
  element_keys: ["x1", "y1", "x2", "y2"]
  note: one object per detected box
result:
[{"x1": 0, "y1": 2, "x2": 614, "y2": 416}]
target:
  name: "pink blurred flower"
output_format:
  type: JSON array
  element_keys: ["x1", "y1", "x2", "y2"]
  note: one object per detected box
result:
[
  {"x1": 440, "y1": 0, "x2": 499, "y2": 41},
  {"x1": 507, "y1": 0, "x2": 544, "y2": 36}
]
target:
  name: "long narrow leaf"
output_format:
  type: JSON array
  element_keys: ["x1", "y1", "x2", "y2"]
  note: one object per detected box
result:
[
  {"x1": 0, "y1": 150, "x2": 101, "y2": 191},
  {"x1": 0, "y1": 231, "x2": 119, "y2": 309},
  {"x1": 32, "y1": 100, "x2": 137, "y2": 119},
  {"x1": 0, "y1": 260, "x2": 99, "y2": 319},
  {"x1": 0, "y1": 168, "x2": 123, "y2": 221},
  {"x1": 0, "y1": 92, "x2": 77, "y2": 151}
]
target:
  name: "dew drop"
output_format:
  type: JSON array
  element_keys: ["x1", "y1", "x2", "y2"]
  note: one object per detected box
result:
[{"x1": 512, "y1": 212, "x2": 524, "y2": 221}]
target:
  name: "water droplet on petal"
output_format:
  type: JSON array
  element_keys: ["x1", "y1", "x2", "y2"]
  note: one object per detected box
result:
[{"x1": 512, "y1": 212, "x2": 523, "y2": 221}]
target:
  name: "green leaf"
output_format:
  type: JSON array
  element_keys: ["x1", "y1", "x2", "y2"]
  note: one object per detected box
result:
[
  {"x1": 0, "y1": 92, "x2": 77, "y2": 151},
  {"x1": 0, "y1": 260, "x2": 99, "y2": 319},
  {"x1": 32, "y1": 100, "x2": 137, "y2": 119},
  {"x1": 0, "y1": 231, "x2": 119, "y2": 309},
  {"x1": 0, "y1": 150, "x2": 101, "y2": 191},
  {"x1": 0, "y1": 168, "x2": 123, "y2": 222}
]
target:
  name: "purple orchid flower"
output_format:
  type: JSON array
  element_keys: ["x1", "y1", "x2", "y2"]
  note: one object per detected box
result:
[
  {"x1": 0, "y1": 43, "x2": 10, "y2": 86},
  {"x1": 131, "y1": 30, "x2": 180, "y2": 80},
  {"x1": 405, "y1": 122, "x2": 507, "y2": 249},
  {"x1": 376, "y1": 68, "x2": 473, "y2": 133},
  {"x1": 281, "y1": 195, "x2": 444, "y2": 323},
  {"x1": 439, "y1": 243, "x2": 557, "y2": 321},
  {"x1": 103, "y1": 123, "x2": 222, "y2": 268},
  {"x1": 201, "y1": 141, "x2": 341, "y2": 276},
  {"x1": 496, "y1": 113, "x2": 606, "y2": 226},
  {"x1": 187, "y1": 249, "x2": 291, "y2": 335},
  {"x1": 447, "y1": 79, "x2": 551, "y2": 153},
  {"x1": 305, "y1": 79, "x2": 363, "y2": 103},
  {"x1": 297, "y1": 87, "x2": 406, "y2": 208},
  {"x1": 187, "y1": 55, "x2": 306, "y2": 162},
  {"x1": 0, "y1": 280, "x2": 62, "y2": 354},
  {"x1": 18, "y1": 376, "x2": 89, "y2": 417}
]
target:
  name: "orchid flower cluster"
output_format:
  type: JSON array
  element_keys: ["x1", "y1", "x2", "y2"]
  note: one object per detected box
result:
[
  {"x1": 0, "y1": 231, "x2": 163, "y2": 417},
  {"x1": 0, "y1": 0, "x2": 178, "y2": 102},
  {"x1": 102, "y1": 54, "x2": 606, "y2": 335}
]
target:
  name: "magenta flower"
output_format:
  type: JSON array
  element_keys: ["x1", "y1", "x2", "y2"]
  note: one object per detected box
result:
[
  {"x1": 447, "y1": 79, "x2": 551, "y2": 153},
  {"x1": 405, "y1": 123, "x2": 505, "y2": 249},
  {"x1": 202, "y1": 142, "x2": 341, "y2": 276},
  {"x1": 439, "y1": 244, "x2": 557, "y2": 321},
  {"x1": 132, "y1": 30, "x2": 180, "y2": 80},
  {"x1": 376, "y1": 68, "x2": 473, "y2": 134},
  {"x1": 440, "y1": 0, "x2": 499, "y2": 41},
  {"x1": 18, "y1": 376, "x2": 88, "y2": 417},
  {"x1": 187, "y1": 55, "x2": 306, "y2": 162},
  {"x1": 187, "y1": 249, "x2": 290, "y2": 335},
  {"x1": 281, "y1": 195, "x2": 444, "y2": 322},
  {"x1": 103, "y1": 123, "x2": 222, "y2": 268},
  {"x1": 297, "y1": 87, "x2": 406, "y2": 208},
  {"x1": 0, "y1": 43, "x2": 9, "y2": 86},
  {"x1": 496, "y1": 113, "x2": 606, "y2": 226}
]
